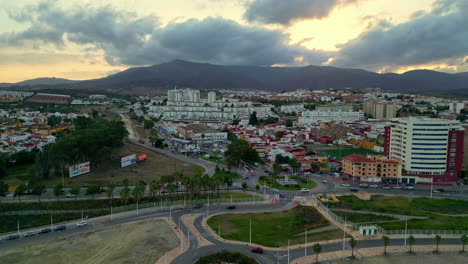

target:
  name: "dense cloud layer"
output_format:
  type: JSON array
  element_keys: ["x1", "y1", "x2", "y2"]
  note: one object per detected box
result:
[
  {"x1": 244, "y1": 0, "x2": 356, "y2": 25},
  {"x1": 0, "y1": 2, "x2": 332, "y2": 67},
  {"x1": 331, "y1": 0, "x2": 468, "y2": 71}
]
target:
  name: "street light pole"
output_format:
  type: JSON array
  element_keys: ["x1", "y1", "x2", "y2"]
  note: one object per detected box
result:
[
  {"x1": 342, "y1": 217, "x2": 346, "y2": 251},
  {"x1": 430, "y1": 178, "x2": 433, "y2": 198},
  {"x1": 305, "y1": 228, "x2": 307, "y2": 256},
  {"x1": 249, "y1": 218, "x2": 252, "y2": 246},
  {"x1": 287, "y1": 239, "x2": 290, "y2": 264},
  {"x1": 404, "y1": 219, "x2": 408, "y2": 246}
]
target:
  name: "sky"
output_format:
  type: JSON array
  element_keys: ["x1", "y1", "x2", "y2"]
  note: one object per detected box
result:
[{"x1": 1, "y1": 0, "x2": 468, "y2": 82}]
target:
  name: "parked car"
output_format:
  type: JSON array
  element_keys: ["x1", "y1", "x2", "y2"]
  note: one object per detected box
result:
[
  {"x1": 404, "y1": 185, "x2": 414, "y2": 190},
  {"x1": 321, "y1": 180, "x2": 328, "y2": 184},
  {"x1": 279, "y1": 194, "x2": 285, "y2": 199},
  {"x1": 300, "y1": 188, "x2": 309, "y2": 193},
  {"x1": 38, "y1": 228, "x2": 51, "y2": 234},
  {"x1": 54, "y1": 225, "x2": 67, "y2": 232},
  {"x1": 66, "y1": 193, "x2": 76, "y2": 198},
  {"x1": 251, "y1": 247, "x2": 264, "y2": 254},
  {"x1": 227, "y1": 205, "x2": 236, "y2": 210},
  {"x1": 383, "y1": 185, "x2": 391, "y2": 190},
  {"x1": 393, "y1": 186, "x2": 402, "y2": 189},
  {"x1": 24, "y1": 231, "x2": 36, "y2": 237},
  {"x1": 76, "y1": 221, "x2": 88, "y2": 227},
  {"x1": 369, "y1": 184, "x2": 379, "y2": 188},
  {"x1": 349, "y1": 189, "x2": 358, "y2": 192},
  {"x1": 5, "y1": 234, "x2": 20, "y2": 240},
  {"x1": 359, "y1": 184, "x2": 369, "y2": 188},
  {"x1": 342, "y1": 183, "x2": 351, "y2": 187}
]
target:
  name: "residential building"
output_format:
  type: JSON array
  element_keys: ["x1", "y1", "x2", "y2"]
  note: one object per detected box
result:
[
  {"x1": 342, "y1": 154, "x2": 402, "y2": 182},
  {"x1": 316, "y1": 104, "x2": 353, "y2": 112},
  {"x1": 384, "y1": 117, "x2": 464, "y2": 184},
  {"x1": 297, "y1": 111, "x2": 364, "y2": 124},
  {"x1": 363, "y1": 101, "x2": 397, "y2": 120},
  {"x1": 177, "y1": 124, "x2": 227, "y2": 141}
]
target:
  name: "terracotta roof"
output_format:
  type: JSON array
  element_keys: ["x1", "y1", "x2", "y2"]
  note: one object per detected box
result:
[{"x1": 343, "y1": 154, "x2": 400, "y2": 164}]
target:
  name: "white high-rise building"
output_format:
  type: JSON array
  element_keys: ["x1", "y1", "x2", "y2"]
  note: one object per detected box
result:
[
  {"x1": 208, "y1": 92, "x2": 216, "y2": 104},
  {"x1": 384, "y1": 117, "x2": 464, "y2": 184}
]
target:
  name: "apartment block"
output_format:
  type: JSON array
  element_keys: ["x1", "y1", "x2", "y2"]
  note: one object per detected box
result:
[
  {"x1": 363, "y1": 101, "x2": 396, "y2": 120},
  {"x1": 342, "y1": 154, "x2": 402, "y2": 182}
]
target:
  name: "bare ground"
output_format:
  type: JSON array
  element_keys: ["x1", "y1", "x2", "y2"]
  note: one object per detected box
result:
[
  {"x1": 0, "y1": 220, "x2": 179, "y2": 264},
  {"x1": 335, "y1": 253, "x2": 467, "y2": 264}
]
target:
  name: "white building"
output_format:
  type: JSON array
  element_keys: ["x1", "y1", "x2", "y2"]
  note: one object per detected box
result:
[
  {"x1": 280, "y1": 104, "x2": 305, "y2": 114},
  {"x1": 297, "y1": 111, "x2": 364, "y2": 124}
]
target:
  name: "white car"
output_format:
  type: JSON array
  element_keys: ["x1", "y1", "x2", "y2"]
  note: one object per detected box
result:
[
  {"x1": 300, "y1": 188, "x2": 309, "y2": 193},
  {"x1": 76, "y1": 221, "x2": 88, "y2": 227},
  {"x1": 66, "y1": 193, "x2": 76, "y2": 198},
  {"x1": 342, "y1": 184, "x2": 351, "y2": 187},
  {"x1": 369, "y1": 184, "x2": 379, "y2": 188}
]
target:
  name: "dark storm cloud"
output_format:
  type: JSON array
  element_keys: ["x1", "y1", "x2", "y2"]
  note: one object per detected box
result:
[
  {"x1": 1, "y1": 2, "x2": 333, "y2": 67},
  {"x1": 332, "y1": 0, "x2": 468, "y2": 70},
  {"x1": 244, "y1": 0, "x2": 357, "y2": 25},
  {"x1": 116, "y1": 17, "x2": 333, "y2": 66}
]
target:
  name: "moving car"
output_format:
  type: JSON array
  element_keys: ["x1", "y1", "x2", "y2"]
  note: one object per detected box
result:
[
  {"x1": 359, "y1": 184, "x2": 369, "y2": 188},
  {"x1": 66, "y1": 193, "x2": 76, "y2": 198},
  {"x1": 342, "y1": 183, "x2": 351, "y2": 187},
  {"x1": 5, "y1": 234, "x2": 20, "y2": 240},
  {"x1": 383, "y1": 185, "x2": 391, "y2": 190},
  {"x1": 38, "y1": 228, "x2": 51, "y2": 234},
  {"x1": 404, "y1": 185, "x2": 414, "y2": 190},
  {"x1": 54, "y1": 225, "x2": 67, "y2": 232},
  {"x1": 24, "y1": 231, "x2": 36, "y2": 237},
  {"x1": 350, "y1": 188, "x2": 358, "y2": 192},
  {"x1": 321, "y1": 180, "x2": 328, "y2": 184},
  {"x1": 251, "y1": 247, "x2": 264, "y2": 254},
  {"x1": 300, "y1": 188, "x2": 309, "y2": 193},
  {"x1": 76, "y1": 221, "x2": 88, "y2": 227},
  {"x1": 227, "y1": 205, "x2": 236, "y2": 210},
  {"x1": 369, "y1": 184, "x2": 379, "y2": 188},
  {"x1": 279, "y1": 194, "x2": 285, "y2": 199},
  {"x1": 393, "y1": 186, "x2": 402, "y2": 189}
]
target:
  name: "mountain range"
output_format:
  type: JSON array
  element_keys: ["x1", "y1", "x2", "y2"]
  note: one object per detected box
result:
[{"x1": 2, "y1": 60, "x2": 468, "y2": 94}]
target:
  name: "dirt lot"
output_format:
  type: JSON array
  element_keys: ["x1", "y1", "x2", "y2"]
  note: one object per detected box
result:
[
  {"x1": 65, "y1": 143, "x2": 202, "y2": 186},
  {"x1": 0, "y1": 220, "x2": 178, "y2": 264},
  {"x1": 75, "y1": 105, "x2": 122, "y2": 121},
  {"x1": 336, "y1": 253, "x2": 467, "y2": 264}
]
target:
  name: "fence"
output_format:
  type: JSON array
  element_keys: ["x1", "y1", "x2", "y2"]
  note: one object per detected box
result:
[
  {"x1": 309, "y1": 194, "x2": 468, "y2": 237},
  {"x1": 0, "y1": 196, "x2": 267, "y2": 216}
]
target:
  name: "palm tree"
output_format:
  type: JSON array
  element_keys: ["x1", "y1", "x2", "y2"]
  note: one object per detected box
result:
[
  {"x1": 434, "y1": 235, "x2": 441, "y2": 253},
  {"x1": 149, "y1": 180, "x2": 158, "y2": 202},
  {"x1": 132, "y1": 185, "x2": 144, "y2": 203},
  {"x1": 349, "y1": 237, "x2": 357, "y2": 257},
  {"x1": 106, "y1": 184, "x2": 115, "y2": 205},
  {"x1": 408, "y1": 235, "x2": 416, "y2": 253},
  {"x1": 461, "y1": 234, "x2": 467, "y2": 253},
  {"x1": 166, "y1": 184, "x2": 178, "y2": 200},
  {"x1": 120, "y1": 187, "x2": 130, "y2": 205},
  {"x1": 312, "y1": 243, "x2": 322, "y2": 264},
  {"x1": 382, "y1": 236, "x2": 390, "y2": 255}
]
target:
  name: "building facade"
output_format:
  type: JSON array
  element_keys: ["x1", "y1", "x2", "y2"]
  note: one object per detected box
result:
[
  {"x1": 342, "y1": 154, "x2": 402, "y2": 182},
  {"x1": 363, "y1": 101, "x2": 397, "y2": 120},
  {"x1": 384, "y1": 117, "x2": 464, "y2": 184},
  {"x1": 297, "y1": 111, "x2": 364, "y2": 124}
]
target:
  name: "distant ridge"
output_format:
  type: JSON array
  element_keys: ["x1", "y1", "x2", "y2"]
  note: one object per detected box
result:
[{"x1": 3, "y1": 60, "x2": 468, "y2": 93}]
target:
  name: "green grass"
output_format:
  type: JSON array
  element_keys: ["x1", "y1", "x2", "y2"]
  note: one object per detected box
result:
[
  {"x1": 259, "y1": 176, "x2": 316, "y2": 190},
  {"x1": 314, "y1": 147, "x2": 379, "y2": 161},
  {"x1": 4, "y1": 164, "x2": 36, "y2": 186},
  {"x1": 332, "y1": 211, "x2": 398, "y2": 223},
  {"x1": 326, "y1": 195, "x2": 468, "y2": 230},
  {"x1": 201, "y1": 156, "x2": 227, "y2": 165},
  {"x1": 207, "y1": 205, "x2": 335, "y2": 247}
]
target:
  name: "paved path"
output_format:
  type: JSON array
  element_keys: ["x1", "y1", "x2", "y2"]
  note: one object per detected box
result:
[{"x1": 331, "y1": 208, "x2": 428, "y2": 220}]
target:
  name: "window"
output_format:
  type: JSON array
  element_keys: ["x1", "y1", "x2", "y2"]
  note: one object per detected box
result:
[
  {"x1": 451, "y1": 148, "x2": 457, "y2": 152},
  {"x1": 450, "y1": 163, "x2": 455, "y2": 166},
  {"x1": 451, "y1": 139, "x2": 457, "y2": 142},
  {"x1": 450, "y1": 153, "x2": 456, "y2": 157}
]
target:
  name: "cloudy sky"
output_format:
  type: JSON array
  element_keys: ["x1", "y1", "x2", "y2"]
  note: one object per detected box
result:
[{"x1": 1, "y1": 0, "x2": 467, "y2": 82}]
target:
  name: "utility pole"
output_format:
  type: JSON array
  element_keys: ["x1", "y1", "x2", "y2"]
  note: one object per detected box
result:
[
  {"x1": 342, "y1": 217, "x2": 347, "y2": 251},
  {"x1": 430, "y1": 178, "x2": 433, "y2": 198},
  {"x1": 50, "y1": 215, "x2": 53, "y2": 230},
  {"x1": 287, "y1": 239, "x2": 290, "y2": 264},
  {"x1": 17, "y1": 220, "x2": 20, "y2": 235},
  {"x1": 249, "y1": 218, "x2": 252, "y2": 246},
  {"x1": 305, "y1": 228, "x2": 307, "y2": 256},
  {"x1": 404, "y1": 219, "x2": 408, "y2": 246}
]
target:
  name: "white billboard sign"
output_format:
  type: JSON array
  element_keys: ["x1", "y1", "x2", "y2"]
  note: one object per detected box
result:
[
  {"x1": 69, "y1": 162, "x2": 91, "y2": 177},
  {"x1": 121, "y1": 154, "x2": 137, "y2": 168}
]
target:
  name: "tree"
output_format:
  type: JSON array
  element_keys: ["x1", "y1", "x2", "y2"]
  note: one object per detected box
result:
[
  {"x1": 382, "y1": 236, "x2": 390, "y2": 255},
  {"x1": 434, "y1": 235, "x2": 441, "y2": 253},
  {"x1": 53, "y1": 184, "x2": 64, "y2": 200},
  {"x1": 286, "y1": 119, "x2": 293, "y2": 127},
  {"x1": 0, "y1": 155, "x2": 8, "y2": 179},
  {"x1": 106, "y1": 184, "x2": 116, "y2": 204},
  {"x1": 122, "y1": 178, "x2": 129, "y2": 187},
  {"x1": 31, "y1": 184, "x2": 46, "y2": 202},
  {"x1": 69, "y1": 186, "x2": 80, "y2": 200},
  {"x1": 201, "y1": 133, "x2": 206, "y2": 140},
  {"x1": 349, "y1": 237, "x2": 357, "y2": 257},
  {"x1": 255, "y1": 184, "x2": 260, "y2": 191},
  {"x1": 408, "y1": 235, "x2": 416, "y2": 253},
  {"x1": 0, "y1": 181, "x2": 9, "y2": 198},
  {"x1": 312, "y1": 243, "x2": 322, "y2": 264},
  {"x1": 85, "y1": 185, "x2": 101, "y2": 199},
  {"x1": 14, "y1": 184, "x2": 26, "y2": 201},
  {"x1": 461, "y1": 234, "x2": 467, "y2": 252},
  {"x1": 456, "y1": 114, "x2": 466, "y2": 122},
  {"x1": 248, "y1": 111, "x2": 258, "y2": 126},
  {"x1": 231, "y1": 119, "x2": 240, "y2": 125},
  {"x1": 120, "y1": 187, "x2": 131, "y2": 204},
  {"x1": 144, "y1": 119, "x2": 154, "y2": 129},
  {"x1": 132, "y1": 185, "x2": 144, "y2": 203},
  {"x1": 272, "y1": 162, "x2": 282, "y2": 176},
  {"x1": 225, "y1": 139, "x2": 261, "y2": 167},
  {"x1": 288, "y1": 158, "x2": 301, "y2": 173},
  {"x1": 47, "y1": 115, "x2": 62, "y2": 127},
  {"x1": 241, "y1": 182, "x2": 248, "y2": 190}
]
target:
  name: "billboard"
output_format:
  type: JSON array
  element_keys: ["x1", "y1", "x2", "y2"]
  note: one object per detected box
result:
[
  {"x1": 121, "y1": 154, "x2": 137, "y2": 168},
  {"x1": 137, "y1": 153, "x2": 147, "y2": 162},
  {"x1": 69, "y1": 162, "x2": 91, "y2": 177}
]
